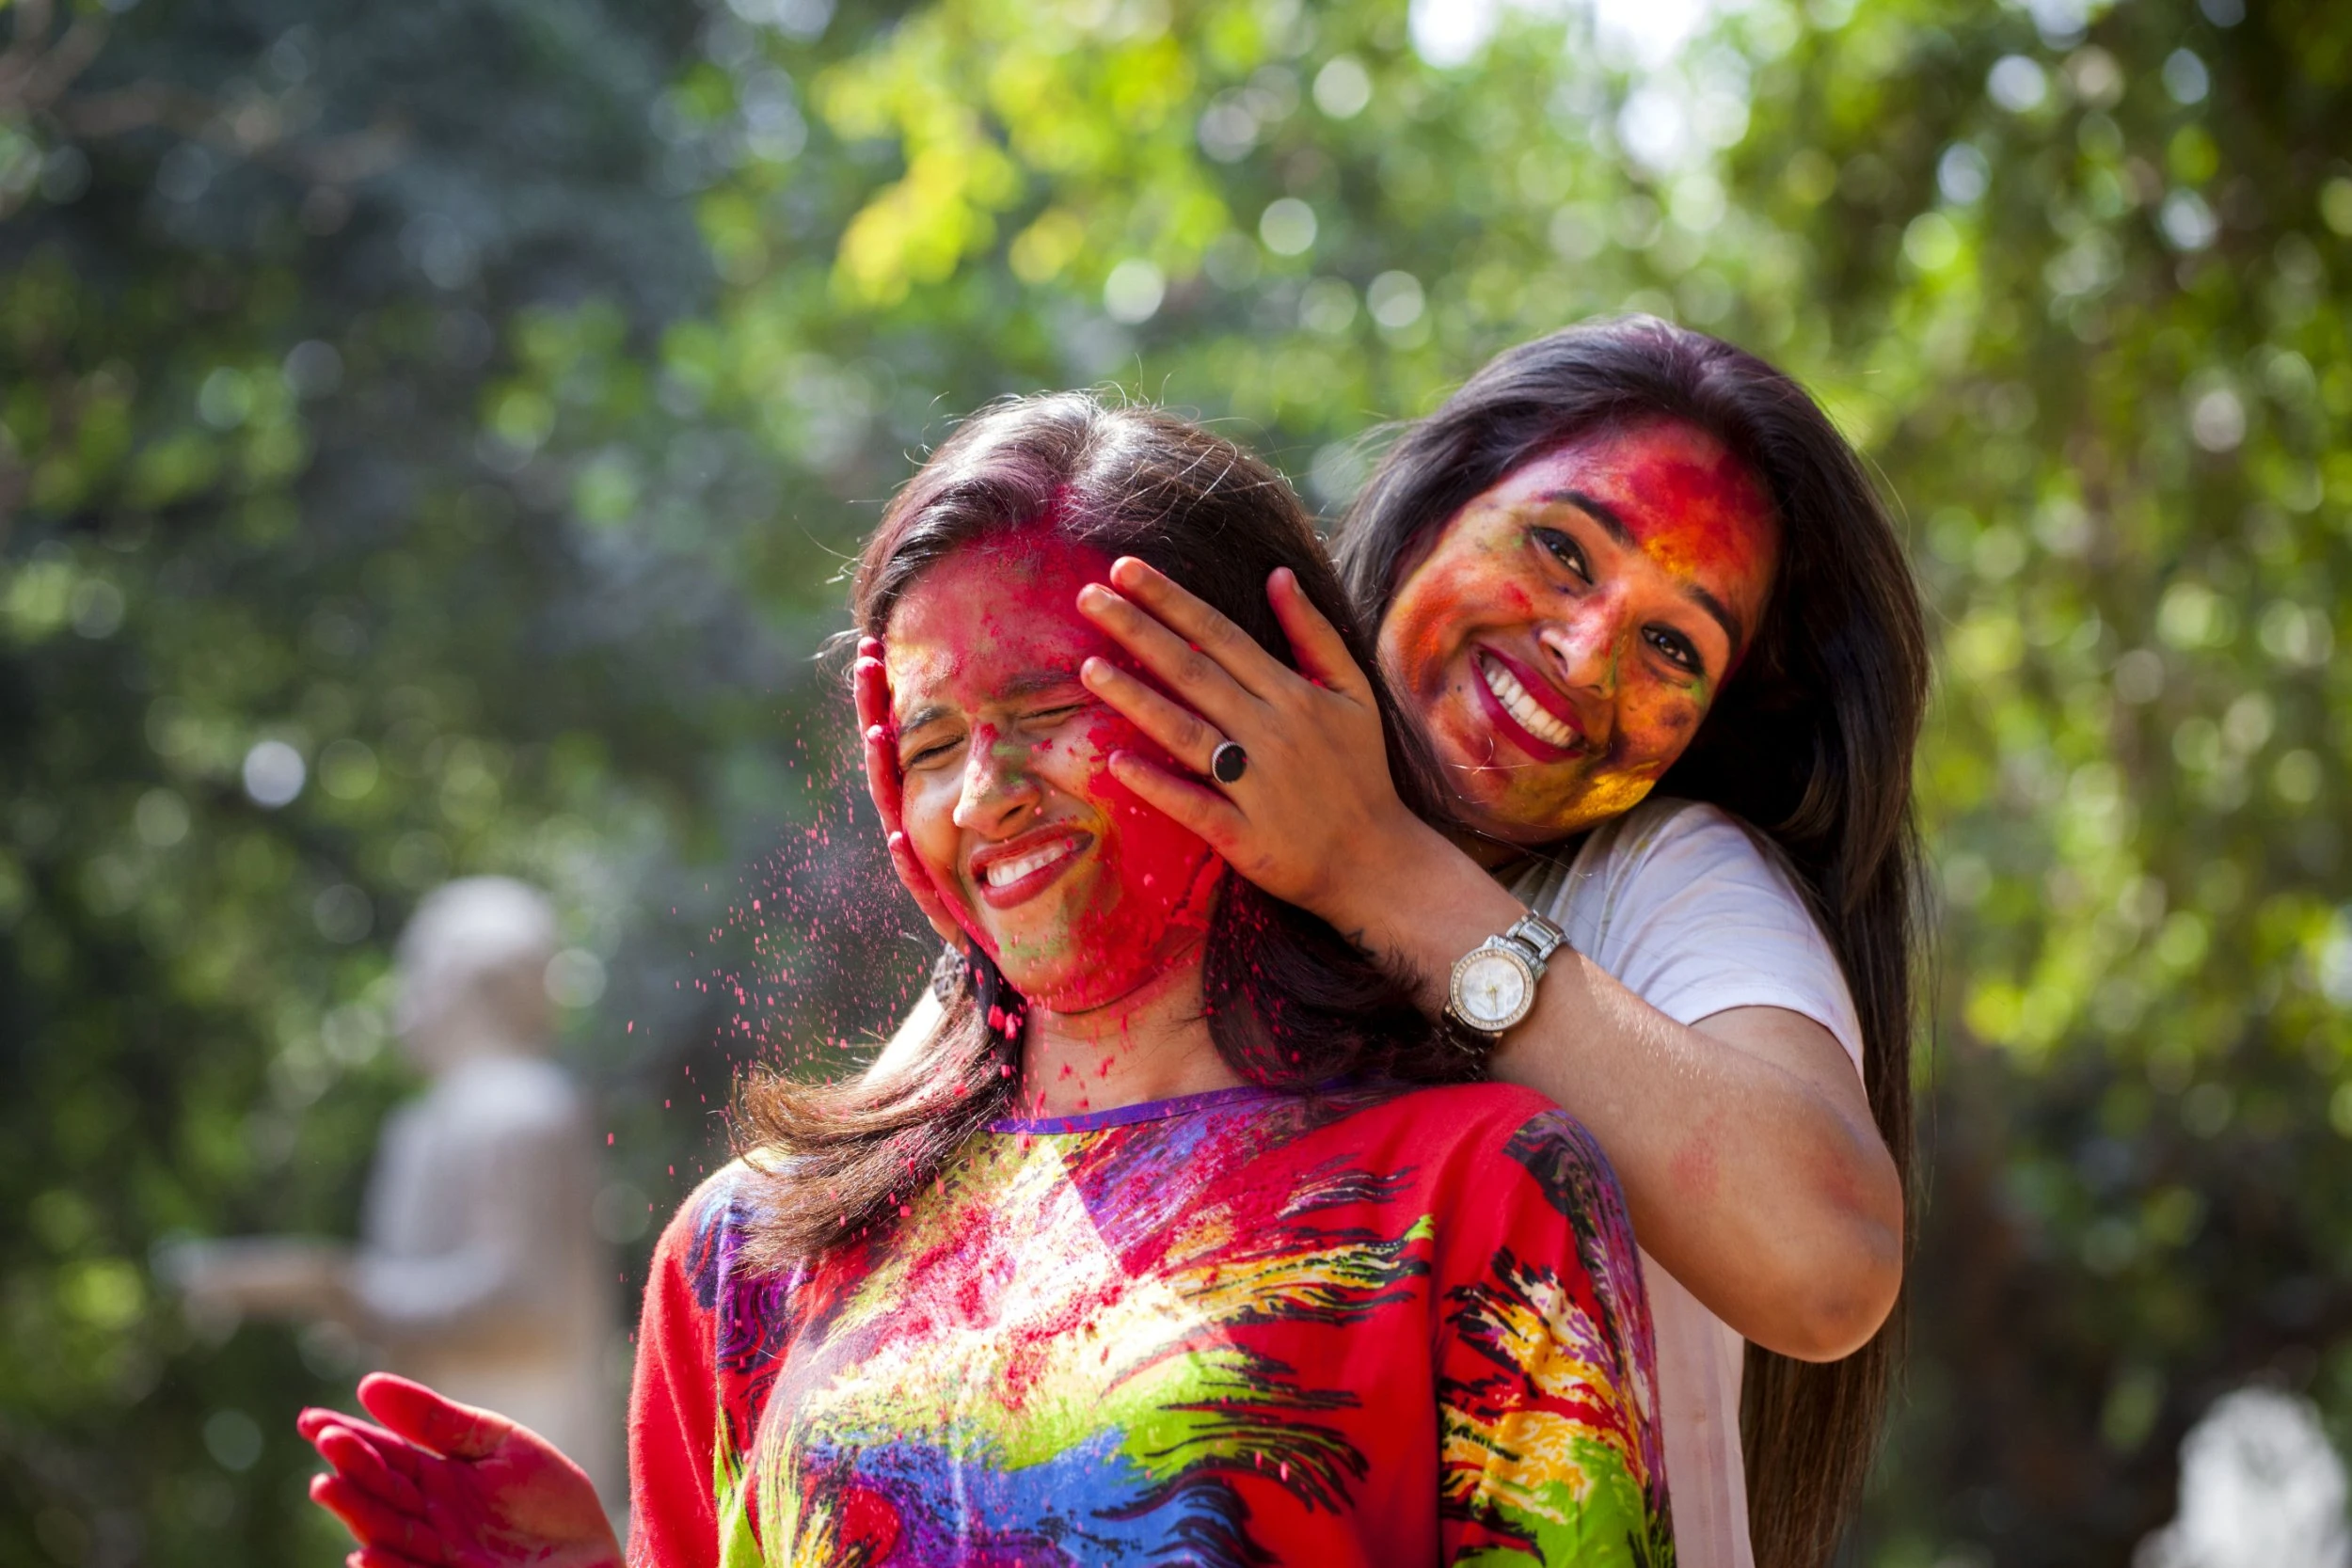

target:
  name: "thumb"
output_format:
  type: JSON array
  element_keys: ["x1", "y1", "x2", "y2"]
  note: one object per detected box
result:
[{"x1": 357, "y1": 1372, "x2": 515, "y2": 1462}]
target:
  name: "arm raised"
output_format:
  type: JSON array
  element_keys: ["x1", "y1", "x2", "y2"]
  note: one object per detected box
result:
[{"x1": 1077, "y1": 560, "x2": 1901, "y2": 1360}]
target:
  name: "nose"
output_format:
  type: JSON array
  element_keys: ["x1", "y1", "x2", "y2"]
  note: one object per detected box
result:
[
  {"x1": 1536, "y1": 598, "x2": 1626, "y2": 701},
  {"x1": 952, "y1": 725, "x2": 1042, "y2": 834}
]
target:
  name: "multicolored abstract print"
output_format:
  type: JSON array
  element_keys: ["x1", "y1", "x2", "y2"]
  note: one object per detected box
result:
[
  {"x1": 628, "y1": 1083, "x2": 1672, "y2": 1568},
  {"x1": 1437, "y1": 1119, "x2": 1672, "y2": 1567}
]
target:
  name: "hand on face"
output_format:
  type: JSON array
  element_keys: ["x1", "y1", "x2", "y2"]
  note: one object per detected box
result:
[
  {"x1": 856, "y1": 637, "x2": 964, "y2": 946},
  {"x1": 1069, "y1": 555, "x2": 1428, "y2": 923},
  {"x1": 1377, "y1": 417, "x2": 1779, "y2": 843},
  {"x1": 879, "y1": 535, "x2": 1223, "y2": 1014},
  {"x1": 296, "y1": 1373, "x2": 619, "y2": 1568}
]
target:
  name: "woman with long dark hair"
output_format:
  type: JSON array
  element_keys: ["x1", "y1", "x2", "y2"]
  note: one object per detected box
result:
[
  {"x1": 1034, "y1": 316, "x2": 1927, "y2": 1568},
  {"x1": 297, "y1": 393, "x2": 1675, "y2": 1566}
]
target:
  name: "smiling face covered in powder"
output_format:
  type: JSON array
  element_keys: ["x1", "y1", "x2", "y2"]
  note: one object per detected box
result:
[
  {"x1": 1377, "y1": 417, "x2": 1781, "y2": 845},
  {"x1": 885, "y1": 531, "x2": 1226, "y2": 1014}
]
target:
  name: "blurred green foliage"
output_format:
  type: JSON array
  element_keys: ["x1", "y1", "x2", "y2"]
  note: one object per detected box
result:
[{"x1": 1, "y1": 0, "x2": 2347, "y2": 1562}]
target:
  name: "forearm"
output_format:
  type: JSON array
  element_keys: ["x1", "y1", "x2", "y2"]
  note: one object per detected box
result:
[
  {"x1": 1497, "y1": 968, "x2": 1900, "y2": 1358},
  {"x1": 1330, "y1": 826, "x2": 1903, "y2": 1360}
]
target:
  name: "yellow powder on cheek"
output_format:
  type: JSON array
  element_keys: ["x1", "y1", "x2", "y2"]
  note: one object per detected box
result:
[{"x1": 1536, "y1": 769, "x2": 1661, "y2": 837}]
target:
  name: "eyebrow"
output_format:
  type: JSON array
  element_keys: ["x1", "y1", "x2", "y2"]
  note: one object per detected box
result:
[
  {"x1": 1537, "y1": 487, "x2": 1745, "y2": 653},
  {"x1": 896, "y1": 668, "x2": 1087, "y2": 738}
]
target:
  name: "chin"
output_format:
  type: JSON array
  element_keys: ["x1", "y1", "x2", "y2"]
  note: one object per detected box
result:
[
  {"x1": 1436, "y1": 753, "x2": 1613, "y2": 845},
  {"x1": 1008, "y1": 960, "x2": 1160, "y2": 1015},
  {"x1": 995, "y1": 917, "x2": 1204, "y2": 1014}
]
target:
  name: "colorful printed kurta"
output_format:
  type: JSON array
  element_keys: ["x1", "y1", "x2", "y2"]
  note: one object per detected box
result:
[{"x1": 628, "y1": 1081, "x2": 1672, "y2": 1567}]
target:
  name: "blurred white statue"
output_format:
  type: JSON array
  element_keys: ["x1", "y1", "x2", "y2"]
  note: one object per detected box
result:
[
  {"x1": 2136, "y1": 1386, "x2": 2351, "y2": 1568},
  {"x1": 168, "y1": 877, "x2": 620, "y2": 1507}
]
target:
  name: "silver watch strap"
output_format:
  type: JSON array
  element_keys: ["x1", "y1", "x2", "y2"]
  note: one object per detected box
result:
[{"x1": 1502, "y1": 910, "x2": 1566, "y2": 966}]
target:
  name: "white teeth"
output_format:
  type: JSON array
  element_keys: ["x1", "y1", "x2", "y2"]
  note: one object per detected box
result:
[
  {"x1": 983, "y1": 840, "x2": 1077, "y2": 888},
  {"x1": 1482, "y1": 657, "x2": 1577, "y2": 748}
]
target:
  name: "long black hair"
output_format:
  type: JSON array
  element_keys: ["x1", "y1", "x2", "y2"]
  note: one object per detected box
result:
[
  {"x1": 1335, "y1": 315, "x2": 1928, "y2": 1568},
  {"x1": 737, "y1": 391, "x2": 1470, "y2": 1267}
]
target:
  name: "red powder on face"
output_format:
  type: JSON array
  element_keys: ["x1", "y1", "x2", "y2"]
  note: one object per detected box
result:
[
  {"x1": 882, "y1": 532, "x2": 1222, "y2": 1014},
  {"x1": 1377, "y1": 418, "x2": 1777, "y2": 843},
  {"x1": 1600, "y1": 422, "x2": 1777, "y2": 592}
]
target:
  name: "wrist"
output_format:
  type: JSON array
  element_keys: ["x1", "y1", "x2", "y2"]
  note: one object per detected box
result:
[
  {"x1": 1443, "y1": 909, "x2": 1570, "y2": 1045},
  {"x1": 1316, "y1": 810, "x2": 1454, "y2": 943}
]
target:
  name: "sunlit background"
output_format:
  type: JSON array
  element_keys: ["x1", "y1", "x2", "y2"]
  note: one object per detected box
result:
[{"x1": 4, "y1": 0, "x2": 2349, "y2": 1561}]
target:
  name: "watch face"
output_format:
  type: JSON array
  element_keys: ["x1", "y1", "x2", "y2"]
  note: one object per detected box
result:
[{"x1": 1455, "y1": 950, "x2": 1534, "y2": 1030}]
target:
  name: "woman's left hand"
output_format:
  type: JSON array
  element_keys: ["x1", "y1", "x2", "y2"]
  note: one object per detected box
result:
[
  {"x1": 296, "y1": 1373, "x2": 621, "y2": 1568},
  {"x1": 1075, "y1": 557, "x2": 1443, "y2": 935}
]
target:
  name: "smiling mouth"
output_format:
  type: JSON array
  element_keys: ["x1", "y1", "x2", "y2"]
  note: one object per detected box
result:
[
  {"x1": 1477, "y1": 651, "x2": 1581, "y2": 751},
  {"x1": 987, "y1": 842, "x2": 1075, "y2": 888},
  {"x1": 971, "y1": 829, "x2": 1092, "y2": 910}
]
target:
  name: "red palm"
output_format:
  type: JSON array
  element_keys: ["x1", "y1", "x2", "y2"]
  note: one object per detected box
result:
[{"x1": 296, "y1": 1373, "x2": 622, "y2": 1568}]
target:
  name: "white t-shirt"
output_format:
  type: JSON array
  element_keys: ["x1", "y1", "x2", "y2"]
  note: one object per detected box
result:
[
  {"x1": 866, "y1": 796, "x2": 1864, "y2": 1568},
  {"x1": 1508, "y1": 797, "x2": 1867, "y2": 1568}
]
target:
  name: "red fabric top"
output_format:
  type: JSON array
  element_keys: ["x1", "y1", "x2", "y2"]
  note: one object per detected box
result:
[{"x1": 628, "y1": 1080, "x2": 1670, "y2": 1567}]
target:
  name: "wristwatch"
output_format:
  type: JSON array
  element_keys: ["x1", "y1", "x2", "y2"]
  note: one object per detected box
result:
[{"x1": 1445, "y1": 911, "x2": 1568, "y2": 1042}]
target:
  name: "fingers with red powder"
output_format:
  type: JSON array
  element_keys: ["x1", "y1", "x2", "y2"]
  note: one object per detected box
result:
[
  {"x1": 347, "y1": 1548, "x2": 437, "y2": 1568},
  {"x1": 355, "y1": 1372, "x2": 510, "y2": 1463},
  {"x1": 309, "y1": 1468, "x2": 442, "y2": 1561},
  {"x1": 854, "y1": 637, "x2": 961, "y2": 942},
  {"x1": 312, "y1": 1422, "x2": 427, "y2": 1513}
]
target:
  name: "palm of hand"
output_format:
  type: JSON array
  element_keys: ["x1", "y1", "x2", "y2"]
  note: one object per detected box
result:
[{"x1": 299, "y1": 1372, "x2": 621, "y2": 1568}]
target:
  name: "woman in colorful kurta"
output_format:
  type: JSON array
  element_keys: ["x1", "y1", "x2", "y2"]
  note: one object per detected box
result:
[
  {"x1": 634, "y1": 1085, "x2": 1661, "y2": 1567},
  {"x1": 298, "y1": 393, "x2": 1671, "y2": 1567}
]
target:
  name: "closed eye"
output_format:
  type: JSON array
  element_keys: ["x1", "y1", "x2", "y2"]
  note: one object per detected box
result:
[
  {"x1": 1533, "y1": 526, "x2": 1588, "y2": 580},
  {"x1": 901, "y1": 733, "x2": 962, "y2": 770}
]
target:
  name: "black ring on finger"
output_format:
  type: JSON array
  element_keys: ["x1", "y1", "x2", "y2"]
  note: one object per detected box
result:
[{"x1": 1210, "y1": 740, "x2": 1248, "y2": 785}]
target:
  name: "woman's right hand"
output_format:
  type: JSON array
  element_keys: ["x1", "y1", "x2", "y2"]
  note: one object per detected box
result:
[
  {"x1": 1073, "y1": 559, "x2": 1454, "y2": 943},
  {"x1": 297, "y1": 1373, "x2": 621, "y2": 1568},
  {"x1": 854, "y1": 636, "x2": 963, "y2": 944}
]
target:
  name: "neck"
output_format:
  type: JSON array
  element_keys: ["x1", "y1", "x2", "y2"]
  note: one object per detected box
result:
[
  {"x1": 1447, "y1": 824, "x2": 1535, "y2": 874},
  {"x1": 1010, "y1": 949, "x2": 1242, "y2": 1118}
]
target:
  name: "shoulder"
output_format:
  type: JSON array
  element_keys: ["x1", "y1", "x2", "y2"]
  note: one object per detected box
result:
[
  {"x1": 651, "y1": 1160, "x2": 764, "y2": 1305},
  {"x1": 1333, "y1": 1080, "x2": 1555, "y2": 1146},
  {"x1": 1381, "y1": 1093, "x2": 1645, "y2": 1307},
  {"x1": 1486, "y1": 1107, "x2": 1629, "y2": 1227},
  {"x1": 1343, "y1": 1083, "x2": 1617, "y2": 1194},
  {"x1": 678, "y1": 1158, "x2": 758, "y2": 1222},
  {"x1": 1582, "y1": 796, "x2": 1797, "y2": 894},
  {"x1": 1536, "y1": 797, "x2": 1856, "y2": 1008},
  {"x1": 1519, "y1": 796, "x2": 1819, "y2": 945}
]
